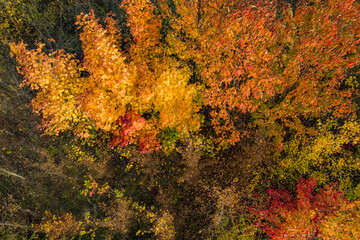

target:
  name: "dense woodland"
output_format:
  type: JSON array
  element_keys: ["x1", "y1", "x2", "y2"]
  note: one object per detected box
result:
[{"x1": 1, "y1": 0, "x2": 360, "y2": 239}]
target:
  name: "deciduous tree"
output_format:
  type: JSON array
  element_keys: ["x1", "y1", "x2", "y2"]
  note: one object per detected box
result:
[
  {"x1": 10, "y1": 8, "x2": 202, "y2": 153},
  {"x1": 166, "y1": 0, "x2": 360, "y2": 145},
  {"x1": 253, "y1": 177, "x2": 360, "y2": 239}
]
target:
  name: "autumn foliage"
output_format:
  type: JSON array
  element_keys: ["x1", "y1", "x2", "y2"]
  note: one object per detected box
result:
[
  {"x1": 253, "y1": 177, "x2": 360, "y2": 239},
  {"x1": 10, "y1": 7, "x2": 202, "y2": 153},
  {"x1": 192, "y1": 0, "x2": 360, "y2": 145},
  {"x1": 10, "y1": 0, "x2": 360, "y2": 150},
  {"x1": 4, "y1": 0, "x2": 360, "y2": 239}
]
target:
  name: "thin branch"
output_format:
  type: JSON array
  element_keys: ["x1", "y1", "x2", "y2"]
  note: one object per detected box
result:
[
  {"x1": 0, "y1": 168, "x2": 25, "y2": 179},
  {"x1": 0, "y1": 222, "x2": 32, "y2": 229}
]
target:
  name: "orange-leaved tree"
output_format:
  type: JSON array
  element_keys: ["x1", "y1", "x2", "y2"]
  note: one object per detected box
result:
[
  {"x1": 164, "y1": 0, "x2": 360, "y2": 145},
  {"x1": 10, "y1": 5, "x2": 203, "y2": 153}
]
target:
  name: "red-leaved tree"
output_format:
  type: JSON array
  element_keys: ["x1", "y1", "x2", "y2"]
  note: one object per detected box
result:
[{"x1": 252, "y1": 177, "x2": 360, "y2": 239}]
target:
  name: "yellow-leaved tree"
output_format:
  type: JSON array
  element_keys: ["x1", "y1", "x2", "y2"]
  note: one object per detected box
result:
[{"x1": 10, "y1": 6, "x2": 202, "y2": 153}]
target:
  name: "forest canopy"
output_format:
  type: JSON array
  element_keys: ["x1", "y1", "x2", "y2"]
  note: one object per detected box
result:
[{"x1": 2, "y1": 0, "x2": 360, "y2": 239}]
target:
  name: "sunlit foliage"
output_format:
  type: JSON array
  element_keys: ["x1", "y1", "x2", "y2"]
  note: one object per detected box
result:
[
  {"x1": 10, "y1": 8, "x2": 202, "y2": 153},
  {"x1": 4, "y1": 0, "x2": 360, "y2": 239}
]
